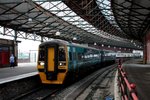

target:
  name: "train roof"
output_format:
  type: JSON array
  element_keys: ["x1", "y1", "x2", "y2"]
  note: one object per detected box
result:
[
  {"x1": 39, "y1": 39, "x2": 70, "y2": 47},
  {"x1": 39, "y1": 39, "x2": 99, "y2": 50}
]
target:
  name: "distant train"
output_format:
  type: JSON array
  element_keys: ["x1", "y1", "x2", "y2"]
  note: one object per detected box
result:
[
  {"x1": 115, "y1": 52, "x2": 142, "y2": 58},
  {"x1": 37, "y1": 39, "x2": 116, "y2": 84}
]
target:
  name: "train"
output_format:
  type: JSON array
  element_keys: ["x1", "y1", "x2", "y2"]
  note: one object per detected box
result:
[
  {"x1": 37, "y1": 39, "x2": 116, "y2": 84},
  {"x1": 115, "y1": 52, "x2": 142, "y2": 58}
]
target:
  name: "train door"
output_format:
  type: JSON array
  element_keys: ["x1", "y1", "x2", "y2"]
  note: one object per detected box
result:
[
  {"x1": 45, "y1": 45, "x2": 58, "y2": 80},
  {"x1": 72, "y1": 47, "x2": 77, "y2": 70},
  {"x1": 47, "y1": 48, "x2": 55, "y2": 72},
  {"x1": 68, "y1": 46, "x2": 73, "y2": 71}
]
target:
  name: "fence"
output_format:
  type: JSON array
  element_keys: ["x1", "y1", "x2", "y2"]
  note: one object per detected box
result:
[{"x1": 117, "y1": 60, "x2": 138, "y2": 100}]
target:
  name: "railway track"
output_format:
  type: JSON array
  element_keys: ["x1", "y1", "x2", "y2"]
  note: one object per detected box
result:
[
  {"x1": 12, "y1": 86, "x2": 61, "y2": 100},
  {"x1": 51, "y1": 64, "x2": 117, "y2": 100},
  {"x1": 11, "y1": 64, "x2": 116, "y2": 100},
  {"x1": 83, "y1": 66, "x2": 116, "y2": 100}
]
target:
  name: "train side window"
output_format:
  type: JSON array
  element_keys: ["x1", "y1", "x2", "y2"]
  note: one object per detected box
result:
[
  {"x1": 69, "y1": 52, "x2": 72, "y2": 61},
  {"x1": 59, "y1": 48, "x2": 66, "y2": 61},
  {"x1": 73, "y1": 52, "x2": 77, "y2": 60},
  {"x1": 39, "y1": 48, "x2": 45, "y2": 61},
  {"x1": 78, "y1": 53, "x2": 82, "y2": 60}
]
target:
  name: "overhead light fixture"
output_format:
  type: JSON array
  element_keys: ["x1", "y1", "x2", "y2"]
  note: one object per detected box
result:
[
  {"x1": 45, "y1": 22, "x2": 49, "y2": 25},
  {"x1": 55, "y1": 31, "x2": 60, "y2": 36},
  {"x1": 73, "y1": 37, "x2": 77, "y2": 40},
  {"x1": 32, "y1": 0, "x2": 47, "y2": 2},
  {"x1": 94, "y1": 43, "x2": 97, "y2": 45},
  {"x1": 28, "y1": 18, "x2": 32, "y2": 22}
]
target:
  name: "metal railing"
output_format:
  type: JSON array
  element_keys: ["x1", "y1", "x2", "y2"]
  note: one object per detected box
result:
[{"x1": 117, "y1": 60, "x2": 138, "y2": 100}]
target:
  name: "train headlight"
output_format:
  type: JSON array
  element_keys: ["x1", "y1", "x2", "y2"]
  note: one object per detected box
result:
[
  {"x1": 59, "y1": 63, "x2": 62, "y2": 66},
  {"x1": 59, "y1": 62, "x2": 66, "y2": 66},
  {"x1": 40, "y1": 62, "x2": 44, "y2": 66}
]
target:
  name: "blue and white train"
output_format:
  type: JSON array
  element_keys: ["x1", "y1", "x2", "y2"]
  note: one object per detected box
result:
[{"x1": 37, "y1": 39, "x2": 116, "y2": 84}]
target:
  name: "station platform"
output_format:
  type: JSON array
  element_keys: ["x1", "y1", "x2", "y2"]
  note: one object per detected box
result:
[
  {"x1": 122, "y1": 59, "x2": 150, "y2": 100},
  {"x1": 0, "y1": 63, "x2": 38, "y2": 84}
]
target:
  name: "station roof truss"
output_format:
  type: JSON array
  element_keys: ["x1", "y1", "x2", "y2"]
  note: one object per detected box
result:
[
  {"x1": 61, "y1": 0, "x2": 143, "y2": 48},
  {"x1": 0, "y1": 0, "x2": 142, "y2": 49},
  {"x1": 112, "y1": 0, "x2": 150, "y2": 42},
  {"x1": 63, "y1": 0, "x2": 129, "y2": 39}
]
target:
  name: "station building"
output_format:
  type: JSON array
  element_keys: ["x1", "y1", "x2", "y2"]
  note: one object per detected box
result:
[{"x1": 0, "y1": 38, "x2": 18, "y2": 68}]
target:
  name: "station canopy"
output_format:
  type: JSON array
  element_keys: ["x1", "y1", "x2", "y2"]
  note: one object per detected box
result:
[
  {"x1": 0, "y1": 0, "x2": 144, "y2": 49},
  {"x1": 112, "y1": 0, "x2": 150, "y2": 43}
]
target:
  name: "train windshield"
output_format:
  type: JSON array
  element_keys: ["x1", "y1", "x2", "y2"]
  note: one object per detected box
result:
[
  {"x1": 58, "y1": 46, "x2": 66, "y2": 61},
  {"x1": 39, "y1": 47, "x2": 45, "y2": 61}
]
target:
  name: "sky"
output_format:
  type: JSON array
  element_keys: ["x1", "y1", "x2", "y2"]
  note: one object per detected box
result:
[{"x1": 18, "y1": 39, "x2": 41, "y2": 52}]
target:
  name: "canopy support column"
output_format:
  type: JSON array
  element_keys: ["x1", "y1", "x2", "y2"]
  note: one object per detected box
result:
[
  {"x1": 14, "y1": 30, "x2": 18, "y2": 66},
  {"x1": 144, "y1": 30, "x2": 150, "y2": 64}
]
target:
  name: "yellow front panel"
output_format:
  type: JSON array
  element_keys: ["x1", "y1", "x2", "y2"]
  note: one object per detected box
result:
[
  {"x1": 39, "y1": 72, "x2": 66, "y2": 84},
  {"x1": 48, "y1": 48, "x2": 54, "y2": 71},
  {"x1": 37, "y1": 46, "x2": 69, "y2": 84}
]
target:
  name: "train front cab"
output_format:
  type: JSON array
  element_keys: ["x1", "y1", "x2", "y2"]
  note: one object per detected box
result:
[{"x1": 37, "y1": 44, "x2": 68, "y2": 84}]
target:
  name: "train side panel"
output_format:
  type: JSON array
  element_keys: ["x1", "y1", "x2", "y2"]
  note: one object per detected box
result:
[
  {"x1": 101, "y1": 50, "x2": 116, "y2": 66},
  {"x1": 67, "y1": 45, "x2": 102, "y2": 81}
]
